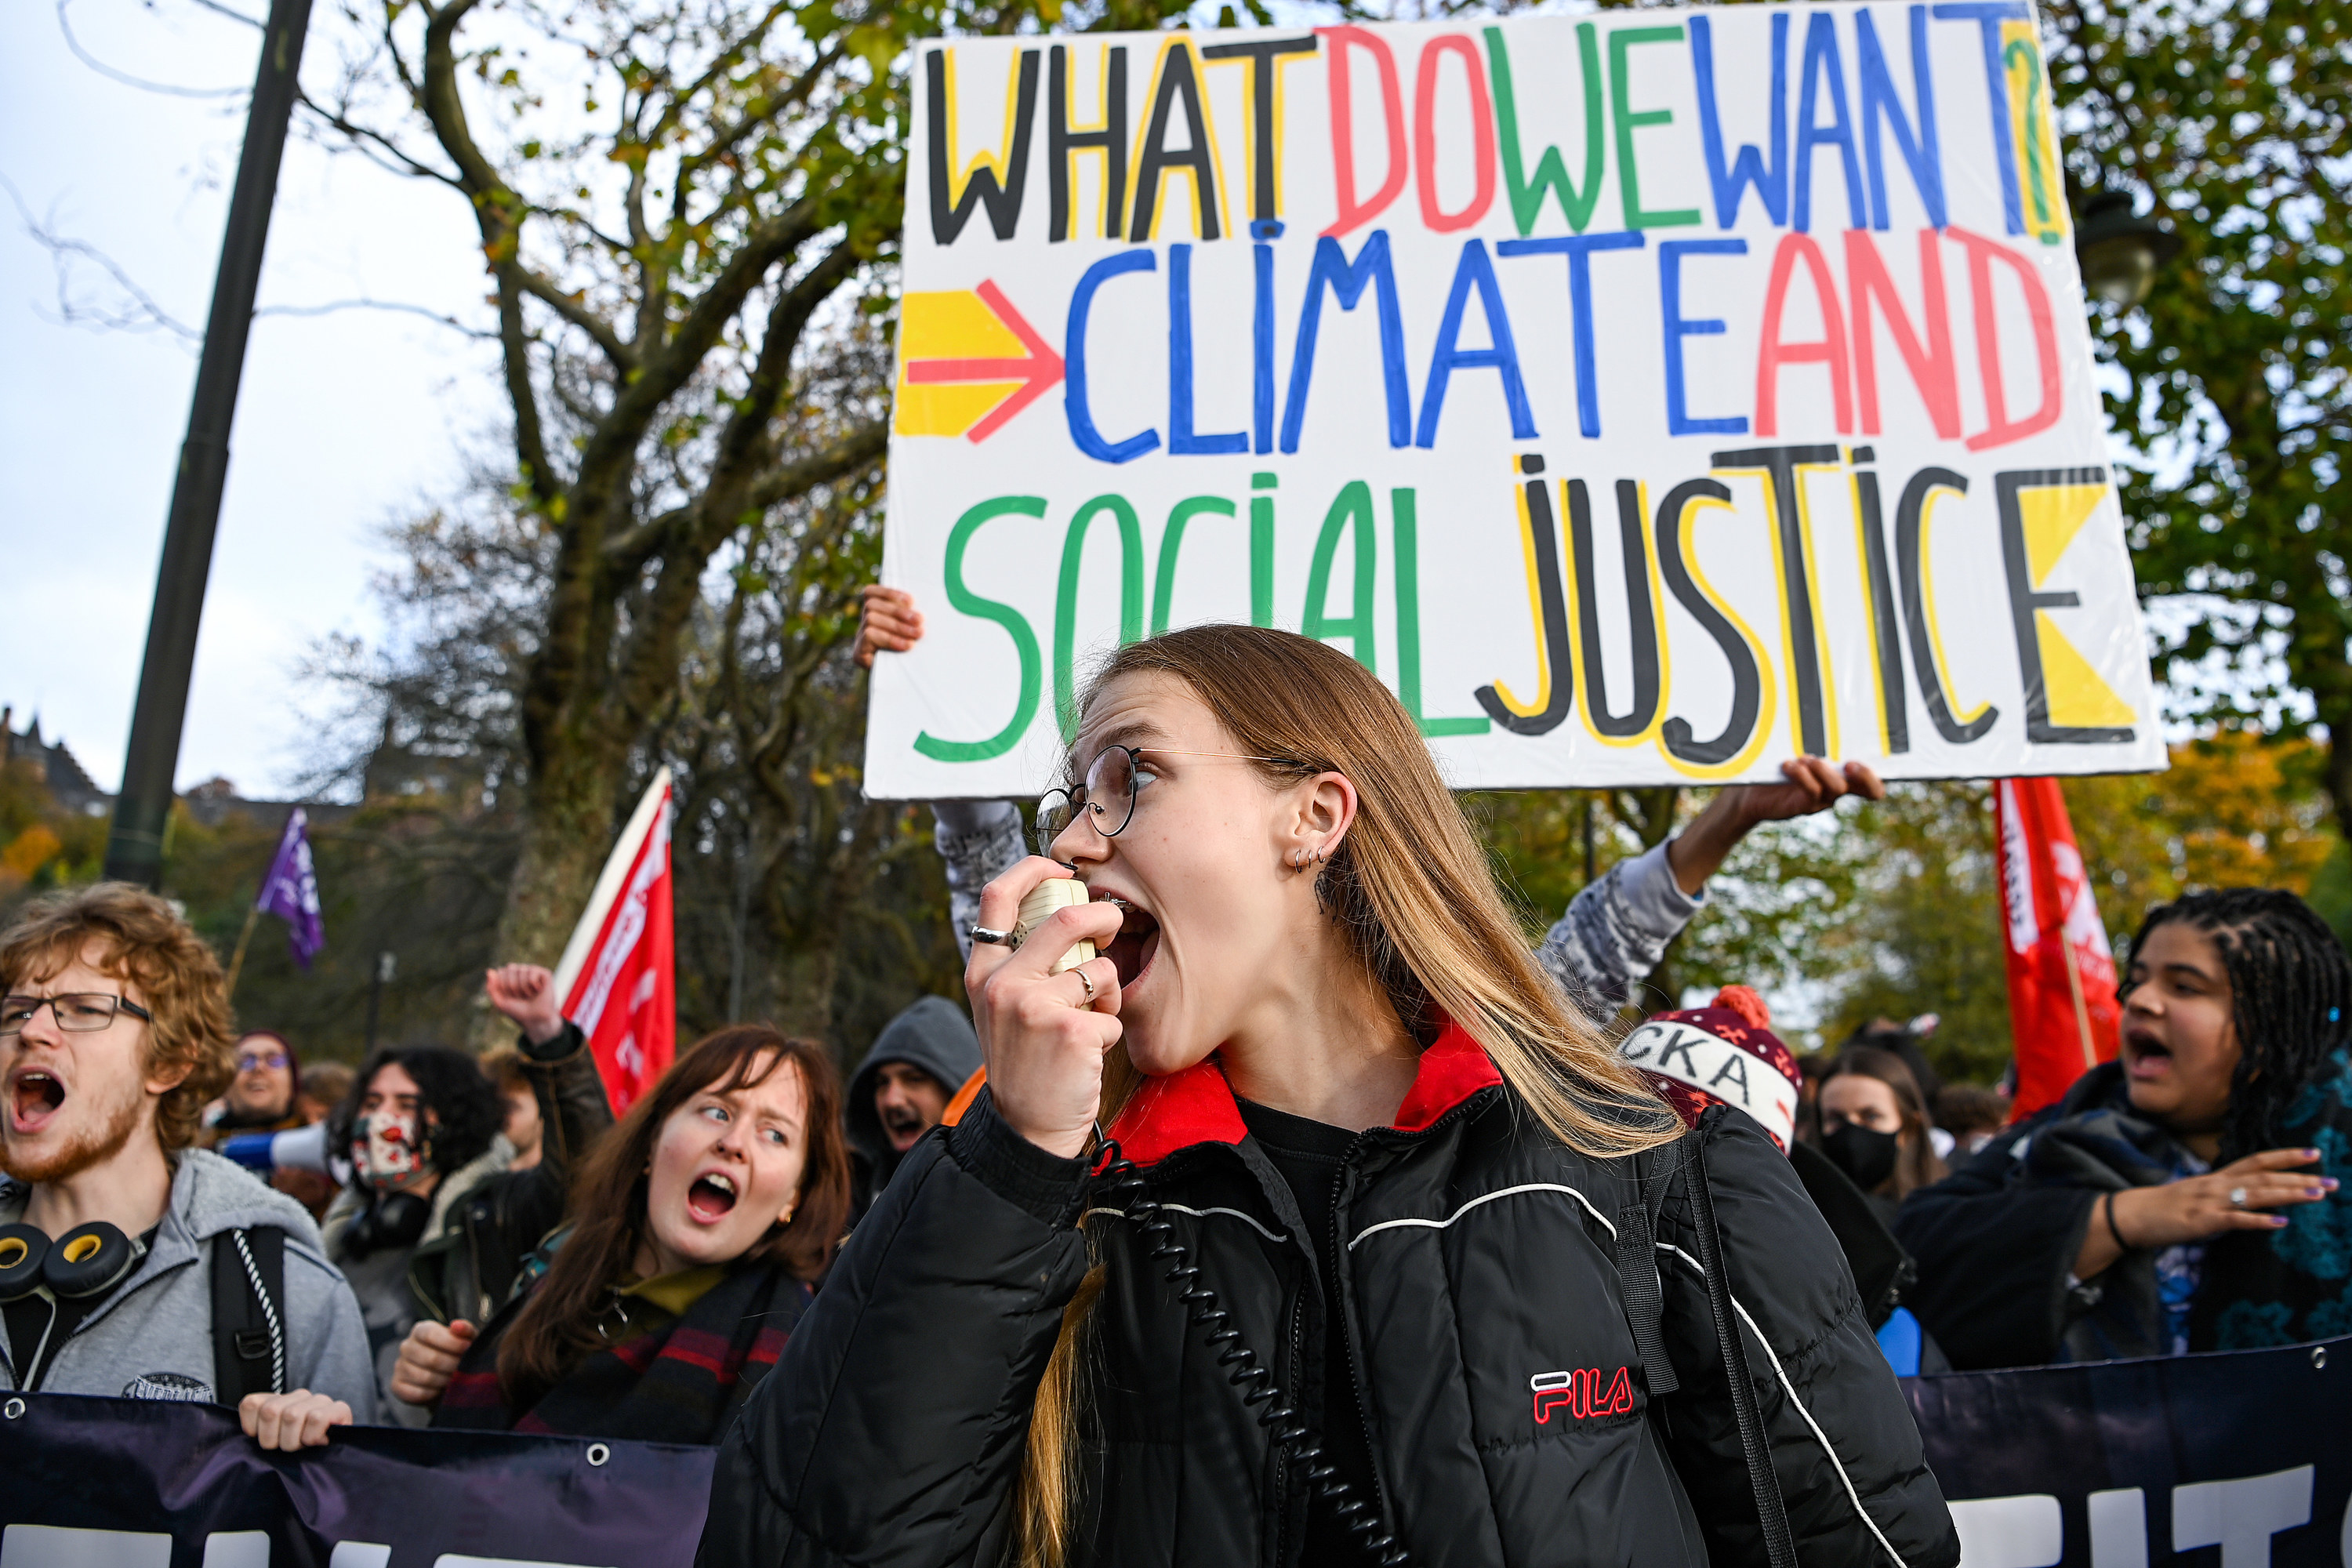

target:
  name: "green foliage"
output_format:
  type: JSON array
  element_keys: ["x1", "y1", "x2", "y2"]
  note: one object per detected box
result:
[{"x1": 2042, "y1": 0, "x2": 2352, "y2": 826}]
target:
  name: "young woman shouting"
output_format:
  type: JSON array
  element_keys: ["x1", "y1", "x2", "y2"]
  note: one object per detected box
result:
[
  {"x1": 387, "y1": 1026, "x2": 851, "y2": 1443},
  {"x1": 1899, "y1": 887, "x2": 2351, "y2": 1366},
  {"x1": 700, "y1": 626, "x2": 1954, "y2": 1568}
]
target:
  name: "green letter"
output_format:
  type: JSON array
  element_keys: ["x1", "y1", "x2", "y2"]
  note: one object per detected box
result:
[
  {"x1": 1610, "y1": 26, "x2": 1701, "y2": 230},
  {"x1": 914, "y1": 495, "x2": 1046, "y2": 764},
  {"x1": 1486, "y1": 24, "x2": 1606, "y2": 236},
  {"x1": 1303, "y1": 480, "x2": 1378, "y2": 673},
  {"x1": 1152, "y1": 495, "x2": 1237, "y2": 636},
  {"x1": 1392, "y1": 488, "x2": 1490, "y2": 737},
  {"x1": 1055, "y1": 493, "x2": 1145, "y2": 741},
  {"x1": 1251, "y1": 472, "x2": 1277, "y2": 626}
]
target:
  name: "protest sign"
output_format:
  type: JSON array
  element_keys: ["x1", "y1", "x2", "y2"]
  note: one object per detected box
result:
[
  {"x1": 863, "y1": 5, "x2": 2167, "y2": 798},
  {"x1": 3, "y1": 1339, "x2": 2345, "y2": 1566}
]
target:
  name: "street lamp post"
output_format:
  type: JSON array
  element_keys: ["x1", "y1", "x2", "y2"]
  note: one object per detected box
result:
[
  {"x1": 2075, "y1": 190, "x2": 2184, "y2": 309},
  {"x1": 102, "y1": 0, "x2": 316, "y2": 888}
]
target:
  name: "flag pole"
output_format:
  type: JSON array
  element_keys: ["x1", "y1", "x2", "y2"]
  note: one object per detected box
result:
[
  {"x1": 223, "y1": 904, "x2": 263, "y2": 1000},
  {"x1": 2059, "y1": 929, "x2": 2098, "y2": 1073}
]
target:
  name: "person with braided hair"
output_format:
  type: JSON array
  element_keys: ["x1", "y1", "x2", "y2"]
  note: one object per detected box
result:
[{"x1": 1897, "y1": 887, "x2": 2352, "y2": 1367}]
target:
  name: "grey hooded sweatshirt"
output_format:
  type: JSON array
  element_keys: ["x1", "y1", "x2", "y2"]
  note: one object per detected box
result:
[
  {"x1": 845, "y1": 996, "x2": 982, "y2": 1210},
  {"x1": 0, "y1": 1149, "x2": 372, "y2": 1409}
]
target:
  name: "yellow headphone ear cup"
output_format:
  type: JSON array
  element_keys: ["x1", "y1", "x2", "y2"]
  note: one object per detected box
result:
[
  {"x1": 46, "y1": 1222, "x2": 142, "y2": 1299},
  {"x1": 0, "y1": 1225, "x2": 45, "y2": 1302}
]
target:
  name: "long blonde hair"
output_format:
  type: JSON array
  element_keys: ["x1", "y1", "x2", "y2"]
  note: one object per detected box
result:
[{"x1": 1014, "y1": 626, "x2": 1679, "y2": 1568}]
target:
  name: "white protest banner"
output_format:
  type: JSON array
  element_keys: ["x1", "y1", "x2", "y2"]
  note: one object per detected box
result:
[{"x1": 863, "y1": 4, "x2": 2165, "y2": 798}]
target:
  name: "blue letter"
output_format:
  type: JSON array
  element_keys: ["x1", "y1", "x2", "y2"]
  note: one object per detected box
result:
[
  {"x1": 1065, "y1": 249, "x2": 1160, "y2": 464},
  {"x1": 1280, "y1": 231, "x2": 1413, "y2": 453},
  {"x1": 1497, "y1": 232, "x2": 1645, "y2": 439},
  {"x1": 1417, "y1": 239, "x2": 1537, "y2": 448},
  {"x1": 1859, "y1": 8, "x2": 1946, "y2": 230},
  {"x1": 1660, "y1": 238, "x2": 1749, "y2": 437},
  {"x1": 1167, "y1": 244, "x2": 1247, "y2": 456},
  {"x1": 1794, "y1": 13, "x2": 1865, "y2": 233},
  {"x1": 1253, "y1": 220, "x2": 1282, "y2": 454},
  {"x1": 1690, "y1": 13, "x2": 1788, "y2": 228},
  {"x1": 1933, "y1": 2, "x2": 2030, "y2": 234}
]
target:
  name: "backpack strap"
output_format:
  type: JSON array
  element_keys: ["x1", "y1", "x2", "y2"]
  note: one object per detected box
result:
[
  {"x1": 1683, "y1": 1123, "x2": 1799, "y2": 1568},
  {"x1": 209, "y1": 1226, "x2": 287, "y2": 1406},
  {"x1": 1613, "y1": 1136, "x2": 1683, "y2": 1397}
]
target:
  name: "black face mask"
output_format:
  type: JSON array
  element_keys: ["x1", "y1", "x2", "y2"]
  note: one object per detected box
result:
[{"x1": 1824, "y1": 1122, "x2": 1901, "y2": 1193}]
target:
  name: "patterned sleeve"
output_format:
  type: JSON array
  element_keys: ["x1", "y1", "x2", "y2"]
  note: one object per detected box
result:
[
  {"x1": 933, "y1": 800, "x2": 1027, "y2": 964},
  {"x1": 1533, "y1": 838, "x2": 1706, "y2": 1020}
]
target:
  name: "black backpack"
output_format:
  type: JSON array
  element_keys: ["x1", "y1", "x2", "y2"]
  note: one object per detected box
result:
[
  {"x1": 1610, "y1": 1113, "x2": 1801, "y2": 1568},
  {"x1": 208, "y1": 1226, "x2": 287, "y2": 1406}
]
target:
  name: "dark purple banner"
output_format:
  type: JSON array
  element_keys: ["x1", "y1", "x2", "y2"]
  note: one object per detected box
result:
[
  {"x1": 0, "y1": 1392, "x2": 713, "y2": 1568},
  {"x1": 1904, "y1": 1335, "x2": 2350, "y2": 1567},
  {"x1": 0, "y1": 1338, "x2": 2344, "y2": 1567}
]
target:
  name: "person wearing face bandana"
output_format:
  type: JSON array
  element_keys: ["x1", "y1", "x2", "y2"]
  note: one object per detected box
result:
[{"x1": 323, "y1": 1041, "x2": 509, "y2": 1424}]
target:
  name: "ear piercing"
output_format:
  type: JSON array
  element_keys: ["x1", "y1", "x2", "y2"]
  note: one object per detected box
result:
[{"x1": 1286, "y1": 844, "x2": 1329, "y2": 870}]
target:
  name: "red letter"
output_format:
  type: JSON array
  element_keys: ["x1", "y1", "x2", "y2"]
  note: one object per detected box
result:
[
  {"x1": 1414, "y1": 34, "x2": 1496, "y2": 233},
  {"x1": 1604, "y1": 1367, "x2": 1634, "y2": 1414},
  {"x1": 1755, "y1": 232, "x2": 1853, "y2": 437},
  {"x1": 1846, "y1": 230, "x2": 1961, "y2": 440},
  {"x1": 1320, "y1": 27, "x2": 1406, "y2": 238},
  {"x1": 1947, "y1": 226, "x2": 2063, "y2": 451}
]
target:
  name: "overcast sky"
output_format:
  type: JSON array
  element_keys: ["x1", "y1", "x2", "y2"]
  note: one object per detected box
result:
[{"x1": 2, "y1": 0, "x2": 499, "y2": 797}]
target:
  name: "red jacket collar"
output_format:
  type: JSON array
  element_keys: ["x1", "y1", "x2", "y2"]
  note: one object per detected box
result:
[{"x1": 1103, "y1": 1022, "x2": 1504, "y2": 1167}]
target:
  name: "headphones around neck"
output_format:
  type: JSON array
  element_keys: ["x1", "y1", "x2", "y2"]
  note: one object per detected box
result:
[
  {"x1": 0, "y1": 1221, "x2": 146, "y2": 1302},
  {"x1": 343, "y1": 1189, "x2": 430, "y2": 1259}
]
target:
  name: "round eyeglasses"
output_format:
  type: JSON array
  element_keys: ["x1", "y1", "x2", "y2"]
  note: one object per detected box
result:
[{"x1": 1034, "y1": 745, "x2": 1299, "y2": 859}]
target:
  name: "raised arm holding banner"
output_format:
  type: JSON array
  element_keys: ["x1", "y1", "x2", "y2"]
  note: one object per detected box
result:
[{"x1": 864, "y1": 5, "x2": 2165, "y2": 797}]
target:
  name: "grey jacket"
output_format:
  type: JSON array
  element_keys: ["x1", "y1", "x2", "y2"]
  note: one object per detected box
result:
[{"x1": 0, "y1": 1149, "x2": 372, "y2": 1409}]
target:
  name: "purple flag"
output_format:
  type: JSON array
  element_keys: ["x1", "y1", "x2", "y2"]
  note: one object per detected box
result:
[{"x1": 256, "y1": 807, "x2": 325, "y2": 969}]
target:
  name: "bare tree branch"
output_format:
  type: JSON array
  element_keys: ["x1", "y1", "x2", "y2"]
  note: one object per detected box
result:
[
  {"x1": 255, "y1": 296, "x2": 494, "y2": 338},
  {"x1": 3, "y1": 172, "x2": 201, "y2": 341},
  {"x1": 513, "y1": 266, "x2": 633, "y2": 368},
  {"x1": 57, "y1": 0, "x2": 248, "y2": 97}
]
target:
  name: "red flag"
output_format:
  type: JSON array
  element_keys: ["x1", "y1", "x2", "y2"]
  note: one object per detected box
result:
[
  {"x1": 550, "y1": 769, "x2": 675, "y2": 1115},
  {"x1": 1994, "y1": 778, "x2": 2121, "y2": 1118}
]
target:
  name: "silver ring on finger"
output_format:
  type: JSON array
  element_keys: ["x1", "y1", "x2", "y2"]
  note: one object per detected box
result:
[
  {"x1": 1074, "y1": 967, "x2": 1096, "y2": 1005},
  {"x1": 968, "y1": 925, "x2": 1011, "y2": 946},
  {"x1": 2230, "y1": 1186, "x2": 2249, "y2": 1208}
]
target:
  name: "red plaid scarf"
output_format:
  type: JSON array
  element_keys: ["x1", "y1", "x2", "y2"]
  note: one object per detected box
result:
[{"x1": 434, "y1": 1261, "x2": 811, "y2": 1444}]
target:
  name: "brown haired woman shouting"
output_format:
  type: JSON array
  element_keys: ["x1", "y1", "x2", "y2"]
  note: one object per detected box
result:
[
  {"x1": 387, "y1": 1026, "x2": 851, "y2": 1443},
  {"x1": 699, "y1": 626, "x2": 1955, "y2": 1568}
]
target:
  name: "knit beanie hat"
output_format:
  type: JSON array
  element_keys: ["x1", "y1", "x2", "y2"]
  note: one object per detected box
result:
[{"x1": 1622, "y1": 985, "x2": 1802, "y2": 1153}]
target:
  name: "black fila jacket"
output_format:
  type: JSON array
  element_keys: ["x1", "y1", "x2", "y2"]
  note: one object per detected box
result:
[{"x1": 697, "y1": 1025, "x2": 1959, "y2": 1568}]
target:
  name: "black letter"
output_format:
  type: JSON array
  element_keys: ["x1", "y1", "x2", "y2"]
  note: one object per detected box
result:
[
  {"x1": 1654, "y1": 477, "x2": 1762, "y2": 767},
  {"x1": 1896, "y1": 466, "x2": 1997, "y2": 744},
  {"x1": 1852, "y1": 452, "x2": 1910, "y2": 753},
  {"x1": 1478, "y1": 454, "x2": 1577, "y2": 735},
  {"x1": 1200, "y1": 35, "x2": 1320, "y2": 226},
  {"x1": 1131, "y1": 47, "x2": 1221, "y2": 242},
  {"x1": 928, "y1": 49, "x2": 1041, "y2": 245},
  {"x1": 1996, "y1": 467, "x2": 2132, "y2": 744},
  {"x1": 1566, "y1": 478, "x2": 1663, "y2": 739},
  {"x1": 1048, "y1": 45, "x2": 1127, "y2": 243},
  {"x1": 1711, "y1": 444, "x2": 1841, "y2": 756}
]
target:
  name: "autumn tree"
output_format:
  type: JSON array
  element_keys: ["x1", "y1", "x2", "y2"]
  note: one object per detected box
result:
[
  {"x1": 2038, "y1": 0, "x2": 2352, "y2": 828},
  {"x1": 300, "y1": 0, "x2": 1107, "y2": 1008}
]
